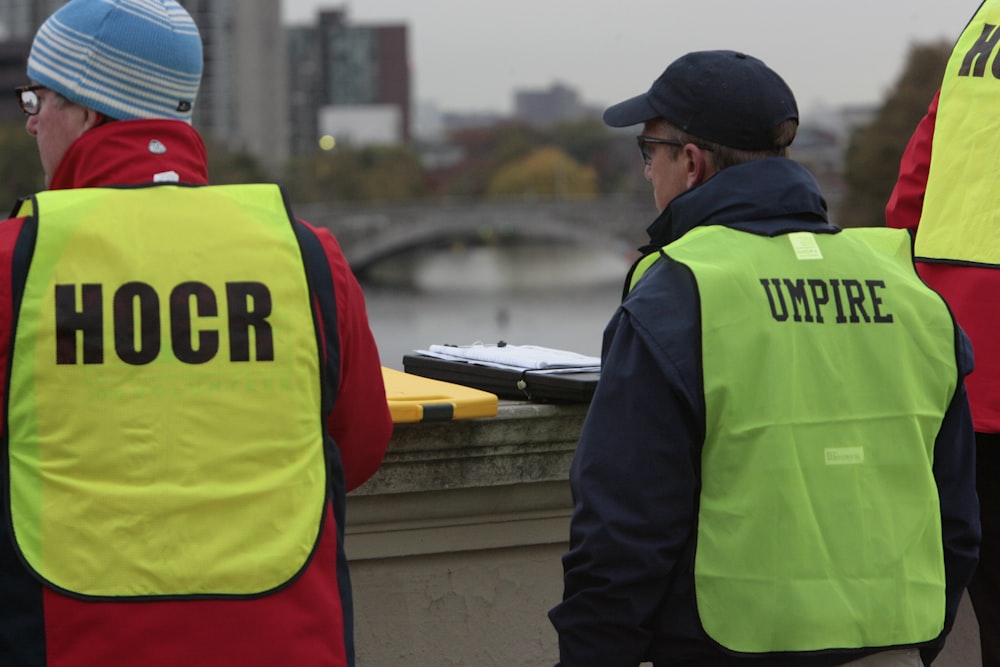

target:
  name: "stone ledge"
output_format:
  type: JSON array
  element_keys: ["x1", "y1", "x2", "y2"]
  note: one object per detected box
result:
[
  {"x1": 350, "y1": 400, "x2": 589, "y2": 496},
  {"x1": 345, "y1": 400, "x2": 587, "y2": 561}
]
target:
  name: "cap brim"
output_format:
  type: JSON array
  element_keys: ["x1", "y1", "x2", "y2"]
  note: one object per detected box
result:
[{"x1": 603, "y1": 93, "x2": 659, "y2": 128}]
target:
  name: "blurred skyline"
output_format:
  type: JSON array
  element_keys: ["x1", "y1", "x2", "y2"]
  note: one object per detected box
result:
[{"x1": 282, "y1": 0, "x2": 982, "y2": 121}]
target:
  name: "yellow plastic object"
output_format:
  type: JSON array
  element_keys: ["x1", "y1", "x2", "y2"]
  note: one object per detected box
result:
[{"x1": 382, "y1": 367, "x2": 498, "y2": 423}]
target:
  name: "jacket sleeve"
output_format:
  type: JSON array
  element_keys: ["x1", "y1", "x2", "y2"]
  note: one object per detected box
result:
[
  {"x1": 922, "y1": 328, "x2": 981, "y2": 665},
  {"x1": 549, "y1": 263, "x2": 703, "y2": 666},
  {"x1": 0, "y1": 217, "x2": 27, "y2": 437},
  {"x1": 885, "y1": 90, "x2": 939, "y2": 232},
  {"x1": 304, "y1": 221, "x2": 392, "y2": 492}
]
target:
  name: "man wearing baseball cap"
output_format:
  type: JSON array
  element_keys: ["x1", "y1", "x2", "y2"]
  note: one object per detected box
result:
[
  {"x1": 549, "y1": 50, "x2": 979, "y2": 666},
  {"x1": 0, "y1": 2, "x2": 392, "y2": 665}
]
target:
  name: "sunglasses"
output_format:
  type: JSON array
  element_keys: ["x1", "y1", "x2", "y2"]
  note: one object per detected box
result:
[
  {"x1": 15, "y1": 84, "x2": 47, "y2": 116},
  {"x1": 636, "y1": 135, "x2": 715, "y2": 165}
]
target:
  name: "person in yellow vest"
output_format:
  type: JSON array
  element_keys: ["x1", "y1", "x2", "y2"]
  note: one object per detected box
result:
[
  {"x1": 887, "y1": 1, "x2": 1000, "y2": 664},
  {"x1": 0, "y1": 1, "x2": 392, "y2": 666},
  {"x1": 549, "y1": 49, "x2": 980, "y2": 667}
]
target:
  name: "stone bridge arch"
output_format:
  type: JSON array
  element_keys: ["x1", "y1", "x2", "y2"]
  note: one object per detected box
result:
[{"x1": 292, "y1": 196, "x2": 653, "y2": 275}]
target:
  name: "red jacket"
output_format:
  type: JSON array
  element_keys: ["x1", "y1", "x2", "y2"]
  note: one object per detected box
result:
[
  {"x1": 0, "y1": 120, "x2": 392, "y2": 666},
  {"x1": 887, "y1": 91, "x2": 1000, "y2": 433}
]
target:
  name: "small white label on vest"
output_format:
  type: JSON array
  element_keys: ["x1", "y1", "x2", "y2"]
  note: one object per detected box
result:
[
  {"x1": 825, "y1": 447, "x2": 864, "y2": 465},
  {"x1": 789, "y1": 232, "x2": 823, "y2": 260}
]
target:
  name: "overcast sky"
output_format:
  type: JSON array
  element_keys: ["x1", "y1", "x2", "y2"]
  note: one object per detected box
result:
[{"x1": 282, "y1": 0, "x2": 983, "y2": 121}]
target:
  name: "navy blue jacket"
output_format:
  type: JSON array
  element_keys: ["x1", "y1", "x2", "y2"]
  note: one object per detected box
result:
[{"x1": 549, "y1": 158, "x2": 980, "y2": 667}]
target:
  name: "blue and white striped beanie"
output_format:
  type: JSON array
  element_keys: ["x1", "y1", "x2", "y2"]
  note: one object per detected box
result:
[{"x1": 27, "y1": 0, "x2": 203, "y2": 122}]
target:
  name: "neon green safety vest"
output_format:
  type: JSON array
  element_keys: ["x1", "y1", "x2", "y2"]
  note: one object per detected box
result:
[
  {"x1": 916, "y1": 0, "x2": 1000, "y2": 267},
  {"x1": 6, "y1": 184, "x2": 327, "y2": 599},
  {"x1": 631, "y1": 226, "x2": 957, "y2": 653}
]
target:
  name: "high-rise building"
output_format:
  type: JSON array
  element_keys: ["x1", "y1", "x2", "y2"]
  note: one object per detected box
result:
[
  {"x1": 0, "y1": 0, "x2": 64, "y2": 122},
  {"x1": 0, "y1": 39, "x2": 30, "y2": 122},
  {"x1": 180, "y1": 0, "x2": 288, "y2": 171},
  {"x1": 288, "y1": 8, "x2": 410, "y2": 155},
  {"x1": 0, "y1": 0, "x2": 64, "y2": 41},
  {"x1": 514, "y1": 83, "x2": 599, "y2": 128},
  {"x1": 287, "y1": 24, "x2": 321, "y2": 157}
]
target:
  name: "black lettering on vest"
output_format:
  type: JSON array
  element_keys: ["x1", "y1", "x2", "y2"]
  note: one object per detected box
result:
[
  {"x1": 960, "y1": 24, "x2": 1000, "y2": 77},
  {"x1": 763, "y1": 277, "x2": 894, "y2": 326},
  {"x1": 760, "y1": 279, "x2": 789, "y2": 322},
  {"x1": 807, "y1": 279, "x2": 829, "y2": 324},
  {"x1": 114, "y1": 282, "x2": 161, "y2": 365},
  {"x1": 866, "y1": 280, "x2": 894, "y2": 323},
  {"x1": 843, "y1": 279, "x2": 871, "y2": 323},
  {"x1": 54, "y1": 282, "x2": 277, "y2": 365},
  {"x1": 227, "y1": 282, "x2": 274, "y2": 362},
  {"x1": 830, "y1": 279, "x2": 847, "y2": 323},
  {"x1": 170, "y1": 282, "x2": 219, "y2": 365},
  {"x1": 782, "y1": 278, "x2": 813, "y2": 323},
  {"x1": 55, "y1": 284, "x2": 103, "y2": 364}
]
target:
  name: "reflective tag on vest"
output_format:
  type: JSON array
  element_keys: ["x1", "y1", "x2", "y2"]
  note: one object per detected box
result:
[{"x1": 7, "y1": 184, "x2": 326, "y2": 598}]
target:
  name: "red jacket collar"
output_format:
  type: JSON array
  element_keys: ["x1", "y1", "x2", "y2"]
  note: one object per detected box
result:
[{"x1": 48, "y1": 119, "x2": 210, "y2": 190}]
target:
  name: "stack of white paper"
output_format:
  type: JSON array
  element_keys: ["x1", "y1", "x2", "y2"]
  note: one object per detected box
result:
[{"x1": 416, "y1": 343, "x2": 600, "y2": 374}]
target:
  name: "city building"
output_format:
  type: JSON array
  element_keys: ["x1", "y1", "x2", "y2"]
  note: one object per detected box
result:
[
  {"x1": 288, "y1": 23, "x2": 323, "y2": 157},
  {"x1": 288, "y1": 8, "x2": 410, "y2": 154},
  {"x1": 0, "y1": 39, "x2": 29, "y2": 122},
  {"x1": 513, "y1": 82, "x2": 600, "y2": 128},
  {"x1": 0, "y1": 0, "x2": 64, "y2": 41},
  {"x1": 0, "y1": 0, "x2": 63, "y2": 123},
  {"x1": 181, "y1": 0, "x2": 289, "y2": 171}
]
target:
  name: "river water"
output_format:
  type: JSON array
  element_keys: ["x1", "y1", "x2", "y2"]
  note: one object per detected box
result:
[{"x1": 360, "y1": 243, "x2": 632, "y2": 370}]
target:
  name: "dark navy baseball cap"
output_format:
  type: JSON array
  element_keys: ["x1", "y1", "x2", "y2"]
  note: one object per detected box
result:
[{"x1": 603, "y1": 50, "x2": 799, "y2": 150}]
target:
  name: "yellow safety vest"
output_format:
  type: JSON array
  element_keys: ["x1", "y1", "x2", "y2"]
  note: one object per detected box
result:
[
  {"x1": 630, "y1": 226, "x2": 955, "y2": 652},
  {"x1": 6, "y1": 184, "x2": 327, "y2": 599},
  {"x1": 917, "y1": 0, "x2": 1000, "y2": 267}
]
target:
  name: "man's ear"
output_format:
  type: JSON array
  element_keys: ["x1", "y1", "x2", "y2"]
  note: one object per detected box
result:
[
  {"x1": 683, "y1": 144, "x2": 711, "y2": 189},
  {"x1": 81, "y1": 107, "x2": 108, "y2": 132}
]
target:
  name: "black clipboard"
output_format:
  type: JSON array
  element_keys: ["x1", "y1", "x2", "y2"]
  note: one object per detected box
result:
[{"x1": 402, "y1": 354, "x2": 600, "y2": 403}]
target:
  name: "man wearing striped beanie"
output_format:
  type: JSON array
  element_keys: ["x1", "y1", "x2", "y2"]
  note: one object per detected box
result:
[
  {"x1": 0, "y1": 2, "x2": 393, "y2": 666},
  {"x1": 22, "y1": 0, "x2": 203, "y2": 187}
]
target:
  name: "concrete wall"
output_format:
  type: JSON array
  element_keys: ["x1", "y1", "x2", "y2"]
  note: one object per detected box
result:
[
  {"x1": 347, "y1": 401, "x2": 582, "y2": 666},
  {"x1": 345, "y1": 401, "x2": 981, "y2": 667}
]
